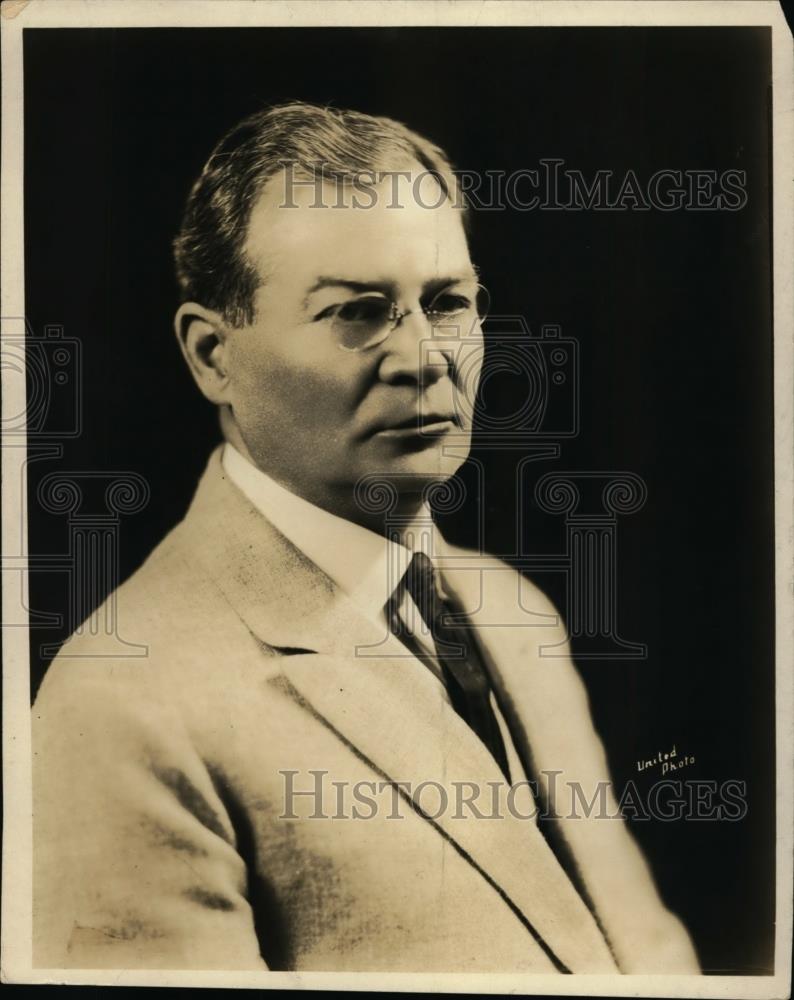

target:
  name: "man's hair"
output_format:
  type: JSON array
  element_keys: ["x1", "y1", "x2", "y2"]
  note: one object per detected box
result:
[{"x1": 173, "y1": 101, "x2": 467, "y2": 328}]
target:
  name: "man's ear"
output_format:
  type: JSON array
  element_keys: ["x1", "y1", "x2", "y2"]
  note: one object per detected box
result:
[{"x1": 174, "y1": 302, "x2": 232, "y2": 405}]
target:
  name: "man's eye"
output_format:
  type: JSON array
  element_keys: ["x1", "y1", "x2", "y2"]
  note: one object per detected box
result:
[
  {"x1": 429, "y1": 293, "x2": 472, "y2": 317},
  {"x1": 334, "y1": 297, "x2": 392, "y2": 325}
]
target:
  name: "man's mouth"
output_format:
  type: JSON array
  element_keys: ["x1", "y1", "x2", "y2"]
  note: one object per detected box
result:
[{"x1": 374, "y1": 412, "x2": 460, "y2": 439}]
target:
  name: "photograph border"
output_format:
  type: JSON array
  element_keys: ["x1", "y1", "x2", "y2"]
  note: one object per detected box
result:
[{"x1": 2, "y1": 2, "x2": 791, "y2": 995}]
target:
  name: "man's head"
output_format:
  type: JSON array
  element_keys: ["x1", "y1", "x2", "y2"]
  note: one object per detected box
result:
[{"x1": 173, "y1": 102, "x2": 484, "y2": 526}]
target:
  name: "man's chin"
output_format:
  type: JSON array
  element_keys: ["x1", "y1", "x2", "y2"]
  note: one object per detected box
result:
[{"x1": 359, "y1": 443, "x2": 469, "y2": 492}]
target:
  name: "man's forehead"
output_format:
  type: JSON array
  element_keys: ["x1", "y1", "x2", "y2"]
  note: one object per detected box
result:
[{"x1": 244, "y1": 168, "x2": 471, "y2": 286}]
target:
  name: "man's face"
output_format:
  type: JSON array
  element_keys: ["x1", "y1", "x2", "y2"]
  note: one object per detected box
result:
[{"x1": 222, "y1": 168, "x2": 483, "y2": 514}]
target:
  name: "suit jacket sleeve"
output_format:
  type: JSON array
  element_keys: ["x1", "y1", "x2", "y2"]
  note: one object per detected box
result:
[
  {"x1": 32, "y1": 656, "x2": 267, "y2": 970},
  {"x1": 519, "y1": 583, "x2": 701, "y2": 973}
]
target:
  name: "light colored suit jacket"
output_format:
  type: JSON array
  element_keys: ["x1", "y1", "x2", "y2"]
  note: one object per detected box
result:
[{"x1": 33, "y1": 449, "x2": 699, "y2": 973}]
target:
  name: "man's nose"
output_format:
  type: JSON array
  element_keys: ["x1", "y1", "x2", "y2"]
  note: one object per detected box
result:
[{"x1": 377, "y1": 310, "x2": 456, "y2": 386}]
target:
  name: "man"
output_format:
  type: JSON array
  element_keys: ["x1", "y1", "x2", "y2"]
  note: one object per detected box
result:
[{"x1": 33, "y1": 102, "x2": 699, "y2": 974}]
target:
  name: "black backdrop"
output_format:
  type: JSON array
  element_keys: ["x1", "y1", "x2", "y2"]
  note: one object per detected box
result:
[{"x1": 24, "y1": 27, "x2": 774, "y2": 975}]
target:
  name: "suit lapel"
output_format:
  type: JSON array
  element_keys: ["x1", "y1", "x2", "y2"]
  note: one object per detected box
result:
[
  {"x1": 177, "y1": 451, "x2": 618, "y2": 973},
  {"x1": 279, "y1": 649, "x2": 617, "y2": 973}
]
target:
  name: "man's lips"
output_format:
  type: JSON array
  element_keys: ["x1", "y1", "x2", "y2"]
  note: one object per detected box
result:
[{"x1": 371, "y1": 412, "x2": 461, "y2": 439}]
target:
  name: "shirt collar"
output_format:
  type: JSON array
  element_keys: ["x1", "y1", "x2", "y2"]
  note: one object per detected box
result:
[{"x1": 221, "y1": 443, "x2": 436, "y2": 624}]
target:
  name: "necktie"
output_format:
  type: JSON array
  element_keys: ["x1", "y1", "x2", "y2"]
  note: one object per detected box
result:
[{"x1": 392, "y1": 551, "x2": 511, "y2": 782}]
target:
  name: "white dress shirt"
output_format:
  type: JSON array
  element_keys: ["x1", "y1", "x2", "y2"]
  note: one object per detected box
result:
[
  {"x1": 222, "y1": 442, "x2": 438, "y2": 658},
  {"x1": 222, "y1": 442, "x2": 531, "y2": 788}
]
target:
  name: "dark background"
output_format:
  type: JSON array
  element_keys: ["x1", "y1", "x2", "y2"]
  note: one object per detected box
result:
[{"x1": 24, "y1": 27, "x2": 774, "y2": 975}]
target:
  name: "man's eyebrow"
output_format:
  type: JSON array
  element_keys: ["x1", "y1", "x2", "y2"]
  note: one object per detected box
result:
[
  {"x1": 424, "y1": 270, "x2": 480, "y2": 295},
  {"x1": 303, "y1": 269, "x2": 481, "y2": 308},
  {"x1": 303, "y1": 277, "x2": 391, "y2": 307}
]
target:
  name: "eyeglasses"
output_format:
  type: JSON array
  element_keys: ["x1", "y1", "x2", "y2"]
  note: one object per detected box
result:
[{"x1": 324, "y1": 282, "x2": 490, "y2": 353}]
